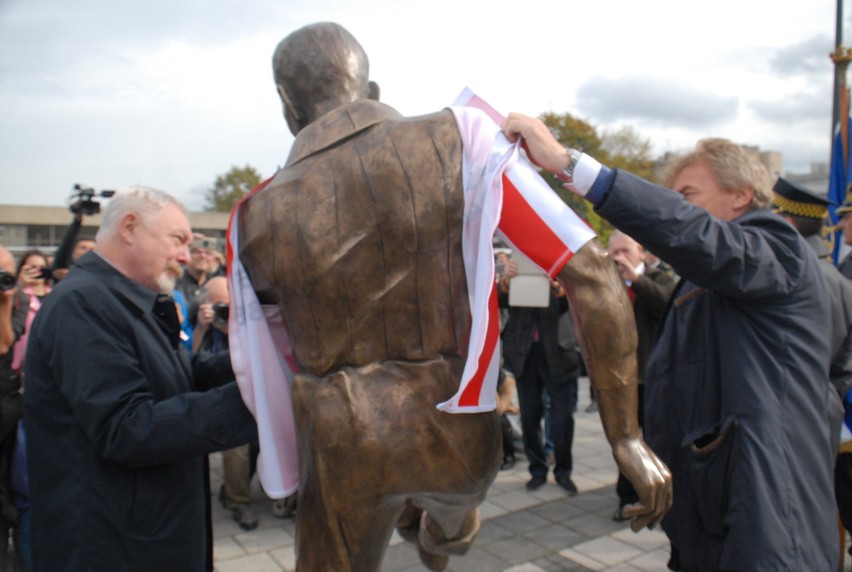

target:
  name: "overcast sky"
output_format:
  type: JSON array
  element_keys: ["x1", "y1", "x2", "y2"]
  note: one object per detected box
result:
[{"x1": 1, "y1": 0, "x2": 850, "y2": 210}]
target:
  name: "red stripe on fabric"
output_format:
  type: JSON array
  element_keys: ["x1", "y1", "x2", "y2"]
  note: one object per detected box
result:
[
  {"x1": 498, "y1": 173, "x2": 571, "y2": 278},
  {"x1": 459, "y1": 284, "x2": 500, "y2": 407},
  {"x1": 226, "y1": 176, "x2": 275, "y2": 275}
]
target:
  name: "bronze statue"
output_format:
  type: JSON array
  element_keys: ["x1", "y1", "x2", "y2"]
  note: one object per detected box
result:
[{"x1": 235, "y1": 21, "x2": 671, "y2": 572}]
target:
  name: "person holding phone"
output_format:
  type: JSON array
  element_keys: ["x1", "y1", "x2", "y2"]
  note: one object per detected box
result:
[{"x1": 11, "y1": 250, "x2": 51, "y2": 373}]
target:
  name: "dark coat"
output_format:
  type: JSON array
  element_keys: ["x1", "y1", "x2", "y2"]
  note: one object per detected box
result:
[
  {"x1": 838, "y1": 250, "x2": 852, "y2": 280},
  {"x1": 24, "y1": 252, "x2": 256, "y2": 572},
  {"x1": 0, "y1": 287, "x2": 28, "y2": 530},
  {"x1": 597, "y1": 170, "x2": 837, "y2": 571},
  {"x1": 630, "y1": 266, "x2": 676, "y2": 381},
  {"x1": 805, "y1": 234, "x2": 852, "y2": 401},
  {"x1": 499, "y1": 289, "x2": 573, "y2": 379}
]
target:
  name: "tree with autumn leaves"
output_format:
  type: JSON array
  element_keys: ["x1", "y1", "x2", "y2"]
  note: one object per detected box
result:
[
  {"x1": 203, "y1": 165, "x2": 263, "y2": 212},
  {"x1": 539, "y1": 112, "x2": 657, "y2": 243}
]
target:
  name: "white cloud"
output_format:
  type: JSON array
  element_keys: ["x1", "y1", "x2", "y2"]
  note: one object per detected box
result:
[{"x1": 0, "y1": 0, "x2": 848, "y2": 206}]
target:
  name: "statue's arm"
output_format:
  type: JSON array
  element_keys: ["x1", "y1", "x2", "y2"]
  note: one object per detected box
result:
[{"x1": 557, "y1": 238, "x2": 672, "y2": 531}]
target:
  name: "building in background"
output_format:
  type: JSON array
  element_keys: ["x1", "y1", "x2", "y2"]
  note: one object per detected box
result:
[{"x1": 0, "y1": 205, "x2": 229, "y2": 258}]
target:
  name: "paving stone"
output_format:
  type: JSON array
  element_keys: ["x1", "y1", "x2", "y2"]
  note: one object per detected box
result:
[
  {"x1": 570, "y1": 536, "x2": 642, "y2": 567},
  {"x1": 214, "y1": 552, "x2": 284, "y2": 572}
]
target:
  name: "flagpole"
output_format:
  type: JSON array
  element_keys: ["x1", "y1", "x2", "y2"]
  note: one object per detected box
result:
[
  {"x1": 833, "y1": 0, "x2": 845, "y2": 137},
  {"x1": 831, "y1": 0, "x2": 852, "y2": 201}
]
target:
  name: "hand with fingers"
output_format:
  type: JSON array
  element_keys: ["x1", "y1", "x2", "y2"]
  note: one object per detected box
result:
[{"x1": 611, "y1": 437, "x2": 673, "y2": 531}]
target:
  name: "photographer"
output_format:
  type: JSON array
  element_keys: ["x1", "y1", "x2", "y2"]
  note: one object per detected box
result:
[
  {"x1": 51, "y1": 185, "x2": 109, "y2": 283},
  {"x1": 12, "y1": 250, "x2": 51, "y2": 373},
  {"x1": 0, "y1": 246, "x2": 28, "y2": 568},
  {"x1": 50, "y1": 214, "x2": 96, "y2": 283}
]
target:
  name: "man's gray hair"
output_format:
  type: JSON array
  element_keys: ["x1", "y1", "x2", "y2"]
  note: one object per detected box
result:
[{"x1": 96, "y1": 185, "x2": 185, "y2": 242}]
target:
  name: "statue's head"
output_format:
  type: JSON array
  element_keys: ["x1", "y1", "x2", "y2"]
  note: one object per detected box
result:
[{"x1": 273, "y1": 22, "x2": 381, "y2": 135}]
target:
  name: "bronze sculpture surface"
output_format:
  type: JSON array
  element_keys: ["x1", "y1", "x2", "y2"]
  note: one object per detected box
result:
[{"x1": 236, "y1": 22, "x2": 671, "y2": 571}]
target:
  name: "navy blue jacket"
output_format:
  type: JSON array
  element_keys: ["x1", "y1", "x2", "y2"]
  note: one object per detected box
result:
[
  {"x1": 24, "y1": 252, "x2": 256, "y2": 572},
  {"x1": 596, "y1": 170, "x2": 837, "y2": 571}
]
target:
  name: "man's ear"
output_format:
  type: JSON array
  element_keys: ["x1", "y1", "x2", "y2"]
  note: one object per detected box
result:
[
  {"x1": 119, "y1": 213, "x2": 139, "y2": 244},
  {"x1": 368, "y1": 81, "x2": 380, "y2": 101},
  {"x1": 732, "y1": 187, "x2": 755, "y2": 212}
]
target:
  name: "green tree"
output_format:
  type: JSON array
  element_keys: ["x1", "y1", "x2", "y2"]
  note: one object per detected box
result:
[
  {"x1": 601, "y1": 125, "x2": 656, "y2": 182},
  {"x1": 204, "y1": 165, "x2": 263, "y2": 212}
]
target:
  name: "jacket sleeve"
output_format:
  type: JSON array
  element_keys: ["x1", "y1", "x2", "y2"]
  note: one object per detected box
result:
[
  {"x1": 191, "y1": 350, "x2": 235, "y2": 390},
  {"x1": 596, "y1": 169, "x2": 807, "y2": 301},
  {"x1": 33, "y1": 290, "x2": 256, "y2": 468},
  {"x1": 632, "y1": 271, "x2": 677, "y2": 319}
]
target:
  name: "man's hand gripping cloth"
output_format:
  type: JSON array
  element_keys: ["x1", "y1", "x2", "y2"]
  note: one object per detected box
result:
[{"x1": 226, "y1": 96, "x2": 595, "y2": 497}]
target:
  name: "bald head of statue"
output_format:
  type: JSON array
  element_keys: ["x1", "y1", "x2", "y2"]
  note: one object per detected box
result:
[{"x1": 273, "y1": 22, "x2": 381, "y2": 135}]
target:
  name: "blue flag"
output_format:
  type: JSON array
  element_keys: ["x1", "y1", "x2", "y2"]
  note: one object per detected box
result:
[{"x1": 828, "y1": 118, "x2": 852, "y2": 264}]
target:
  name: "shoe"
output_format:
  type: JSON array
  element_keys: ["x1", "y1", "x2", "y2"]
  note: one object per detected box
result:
[
  {"x1": 555, "y1": 474, "x2": 578, "y2": 496},
  {"x1": 500, "y1": 455, "x2": 516, "y2": 471},
  {"x1": 272, "y1": 494, "x2": 298, "y2": 519},
  {"x1": 612, "y1": 506, "x2": 630, "y2": 522},
  {"x1": 585, "y1": 402, "x2": 598, "y2": 413},
  {"x1": 232, "y1": 505, "x2": 259, "y2": 531},
  {"x1": 526, "y1": 475, "x2": 547, "y2": 491}
]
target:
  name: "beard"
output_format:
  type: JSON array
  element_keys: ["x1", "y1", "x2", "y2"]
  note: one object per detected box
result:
[{"x1": 157, "y1": 261, "x2": 184, "y2": 295}]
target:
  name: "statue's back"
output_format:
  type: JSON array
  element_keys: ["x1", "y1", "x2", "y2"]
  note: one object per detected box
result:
[{"x1": 239, "y1": 102, "x2": 470, "y2": 380}]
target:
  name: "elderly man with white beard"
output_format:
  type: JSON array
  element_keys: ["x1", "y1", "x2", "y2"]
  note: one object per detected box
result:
[{"x1": 23, "y1": 186, "x2": 256, "y2": 572}]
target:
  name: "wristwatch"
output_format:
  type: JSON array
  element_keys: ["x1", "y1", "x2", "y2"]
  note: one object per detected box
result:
[{"x1": 558, "y1": 148, "x2": 583, "y2": 184}]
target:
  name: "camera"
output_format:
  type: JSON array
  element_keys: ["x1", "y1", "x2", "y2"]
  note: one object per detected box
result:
[
  {"x1": 212, "y1": 302, "x2": 229, "y2": 324},
  {"x1": 0, "y1": 270, "x2": 15, "y2": 292},
  {"x1": 36, "y1": 267, "x2": 53, "y2": 281},
  {"x1": 69, "y1": 184, "x2": 115, "y2": 216}
]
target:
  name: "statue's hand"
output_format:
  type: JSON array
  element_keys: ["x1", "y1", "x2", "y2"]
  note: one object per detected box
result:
[{"x1": 611, "y1": 437, "x2": 672, "y2": 532}]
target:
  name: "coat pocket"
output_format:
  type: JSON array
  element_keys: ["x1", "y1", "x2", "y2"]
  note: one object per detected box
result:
[{"x1": 685, "y1": 415, "x2": 738, "y2": 537}]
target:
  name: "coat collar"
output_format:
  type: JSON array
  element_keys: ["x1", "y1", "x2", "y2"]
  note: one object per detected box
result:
[
  {"x1": 285, "y1": 100, "x2": 403, "y2": 167},
  {"x1": 75, "y1": 251, "x2": 159, "y2": 314}
]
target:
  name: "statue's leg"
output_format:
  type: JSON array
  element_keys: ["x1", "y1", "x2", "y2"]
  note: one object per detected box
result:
[
  {"x1": 292, "y1": 362, "x2": 502, "y2": 571},
  {"x1": 295, "y1": 474, "x2": 402, "y2": 572},
  {"x1": 292, "y1": 370, "x2": 405, "y2": 572},
  {"x1": 396, "y1": 498, "x2": 480, "y2": 571}
]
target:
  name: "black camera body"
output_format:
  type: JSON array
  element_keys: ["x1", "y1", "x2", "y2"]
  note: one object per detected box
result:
[
  {"x1": 69, "y1": 184, "x2": 115, "y2": 216},
  {"x1": 0, "y1": 270, "x2": 15, "y2": 292},
  {"x1": 212, "y1": 302, "x2": 229, "y2": 324}
]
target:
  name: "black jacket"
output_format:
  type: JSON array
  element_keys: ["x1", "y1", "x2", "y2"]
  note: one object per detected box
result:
[
  {"x1": 24, "y1": 252, "x2": 256, "y2": 571},
  {"x1": 499, "y1": 288, "x2": 574, "y2": 378},
  {"x1": 630, "y1": 266, "x2": 676, "y2": 381}
]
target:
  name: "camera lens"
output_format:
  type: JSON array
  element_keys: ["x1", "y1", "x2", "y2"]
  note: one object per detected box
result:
[{"x1": 0, "y1": 271, "x2": 15, "y2": 292}]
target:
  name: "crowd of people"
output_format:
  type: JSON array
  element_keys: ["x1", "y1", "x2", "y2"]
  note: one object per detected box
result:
[{"x1": 2, "y1": 19, "x2": 852, "y2": 572}]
